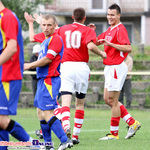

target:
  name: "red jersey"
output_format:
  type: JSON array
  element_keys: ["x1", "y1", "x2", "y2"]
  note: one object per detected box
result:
[
  {"x1": 34, "y1": 28, "x2": 59, "y2": 43},
  {"x1": 0, "y1": 8, "x2": 24, "y2": 82},
  {"x1": 57, "y1": 22, "x2": 96, "y2": 63},
  {"x1": 97, "y1": 23, "x2": 130, "y2": 65},
  {"x1": 34, "y1": 32, "x2": 45, "y2": 43}
]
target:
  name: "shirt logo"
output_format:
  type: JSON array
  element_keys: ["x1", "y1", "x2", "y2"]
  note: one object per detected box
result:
[{"x1": 105, "y1": 35, "x2": 112, "y2": 42}]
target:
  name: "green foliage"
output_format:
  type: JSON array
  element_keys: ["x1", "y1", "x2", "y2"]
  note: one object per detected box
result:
[
  {"x1": 1, "y1": 0, "x2": 52, "y2": 31},
  {"x1": 132, "y1": 75, "x2": 142, "y2": 81},
  {"x1": 90, "y1": 75, "x2": 104, "y2": 81},
  {"x1": 21, "y1": 84, "x2": 31, "y2": 92},
  {"x1": 133, "y1": 54, "x2": 150, "y2": 62},
  {"x1": 145, "y1": 95, "x2": 150, "y2": 107}
]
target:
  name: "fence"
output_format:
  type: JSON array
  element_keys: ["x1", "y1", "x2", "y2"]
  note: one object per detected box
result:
[{"x1": 21, "y1": 71, "x2": 150, "y2": 109}]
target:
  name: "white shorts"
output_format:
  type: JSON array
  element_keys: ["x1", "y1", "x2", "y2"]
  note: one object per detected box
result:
[
  {"x1": 60, "y1": 62, "x2": 90, "y2": 94},
  {"x1": 104, "y1": 61, "x2": 128, "y2": 91}
]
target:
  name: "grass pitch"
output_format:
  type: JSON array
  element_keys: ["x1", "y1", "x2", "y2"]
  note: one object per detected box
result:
[{"x1": 9, "y1": 108, "x2": 150, "y2": 150}]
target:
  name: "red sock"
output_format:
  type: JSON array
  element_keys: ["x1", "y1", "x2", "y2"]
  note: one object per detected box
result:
[
  {"x1": 72, "y1": 110, "x2": 84, "y2": 139},
  {"x1": 61, "y1": 106, "x2": 70, "y2": 132},
  {"x1": 110, "y1": 117, "x2": 120, "y2": 136},
  {"x1": 120, "y1": 105, "x2": 135, "y2": 126},
  {"x1": 54, "y1": 107, "x2": 62, "y2": 120}
]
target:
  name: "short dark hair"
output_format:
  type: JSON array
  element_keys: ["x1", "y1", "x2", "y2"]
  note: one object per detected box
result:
[
  {"x1": 108, "y1": 3, "x2": 121, "y2": 14},
  {"x1": 42, "y1": 14, "x2": 57, "y2": 24},
  {"x1": 73, "y1": 7, "x2": 85, "y2": 22}
]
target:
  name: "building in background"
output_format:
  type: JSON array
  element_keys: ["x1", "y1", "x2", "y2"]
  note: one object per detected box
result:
[{"x1": 39, "y1": 0, "x2": 150, "y2": 46}]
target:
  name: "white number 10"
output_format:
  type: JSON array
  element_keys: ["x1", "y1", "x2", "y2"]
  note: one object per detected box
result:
[{"x1": 65, "y1": 30, "x2": 81, "y2": 49}]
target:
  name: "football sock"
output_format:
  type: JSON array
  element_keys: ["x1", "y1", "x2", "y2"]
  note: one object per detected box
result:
[
  {"x1": 72, "y1": 110, "x2": 84, "y2": 139},
  {"x1": 120, "y1": 105, "x2": 135, "y2": 126},
  {"x1": 0, "y1": 129, "x2": 9, "y2": 150},
  {"x1": 48, "y1": 116, "x2": 67, "y2": 143},
  {"x1": 54, "y1": 106, "x2": 62, "y2": 121},
  {"x1": 5, "y1": 120, "x2": 30, "y2": 141},
  {"x1": 110, "y1": 117, "x2": 120, "y2": 136},
  {"x1": 61, "y1": 106, "x2": 70, "y2": 132},
  {"x1": 40, "y1": 120, "x2": 52, "y2": 142}
]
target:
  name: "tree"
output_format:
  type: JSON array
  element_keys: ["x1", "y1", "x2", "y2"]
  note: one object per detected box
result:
[{"x1": 2, "y1": 0, "x2": 51, "y2": 31}]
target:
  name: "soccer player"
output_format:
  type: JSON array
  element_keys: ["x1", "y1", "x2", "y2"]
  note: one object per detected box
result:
[
  {"x1": 96, "y1": 3, "x2": 141, "y2": 140},
  {"x1": 0, "y1": 1, "x2": 33, "y2": 150},
  {"x1": 25, "y1": 12, "x2": 62, "y2": 141},
  {"x1": 57, "y1": 7, "x2": 106, "y2": 144},
  {"x1": 24, "y1": 13, "x2": 73, "y2": 150}
]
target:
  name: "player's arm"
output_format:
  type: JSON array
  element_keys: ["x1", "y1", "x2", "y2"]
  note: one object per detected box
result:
[
  {"x1": 33, "y1": 13, "x2": 42, "y2": 25},
  {"x1": 24, "y1": 56, "x2": 52, "y2": 70},
  {"x1": 24, "y1": 12, "x2": 35, "y2": 42},
  {"x1": 87, "y1": 41, "x2": 106, "y2": 59},
  {"x1": 99, "y1": 39, "x2": 132, "y2": 53},
  {"x1": 0, "y1": 39, "x2": 17, "y2": 66}
]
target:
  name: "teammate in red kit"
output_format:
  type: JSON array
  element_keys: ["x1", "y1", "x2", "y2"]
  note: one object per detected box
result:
[
  {"x1": 96, "y1": 3, "x2": 141, "y2": 140},
  {"x1": 57, "y1": 7, "x2": 106, "y2": 144}
]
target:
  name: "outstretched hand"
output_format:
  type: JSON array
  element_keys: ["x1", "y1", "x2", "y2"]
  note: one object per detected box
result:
[
  {"x1": 24, "y1": 12, "x2": 34, "y2": 24},
  {"x1": 33, "y1": 13, "x2": 42, "y2": 24},
  {"x1": 87, "y1": 23, "x2": 96, "y2": 30}
]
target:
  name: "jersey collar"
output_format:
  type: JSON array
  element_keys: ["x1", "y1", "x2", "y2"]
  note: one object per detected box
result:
[
  {"x1": 73, "y1": 22, "x2": 86, "y2": 26},
  {"x1": 110, "y1": 22, "x2": 122, "y2": 31}
]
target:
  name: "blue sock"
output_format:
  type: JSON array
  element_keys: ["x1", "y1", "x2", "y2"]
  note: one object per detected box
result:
[
  {"x1": 0, "y1": 129, "x2": 9, "y2": 150},
  {"x1": 48, "y1": 116, "x2": 67, "y2": 143},
  {"x1": 6, "y1": 120, "x2": 30, "y2": 141},
  {"x1": 40, "y1": 120, "x2": 52, "y2": 142}
]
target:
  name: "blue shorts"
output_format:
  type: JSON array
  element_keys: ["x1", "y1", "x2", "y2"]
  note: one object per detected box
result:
[
  {"x1": 0, "y1": 80, "x2": 22, "y2": 115},
  {"x1": 34, "y1": 77, "x2": 60, "y2": 110}
]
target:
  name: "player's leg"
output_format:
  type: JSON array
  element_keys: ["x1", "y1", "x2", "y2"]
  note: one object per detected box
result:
[
  {"x1": 61, "y1": 93, "x2": 72, "y2": 138},
  {"x1": 0, "y1": 80, "x2": 32, "y2": 142},
  {"x1": 72, "y1": 62, "x2": 90, "y2": 144},
  {"x1": 39, "y1": 77, "x2": 73, "y2": 149},
  {"x1": 120, "y1": 104, "x2": 141, "y2": 139},
  {"x1": 0, "y1": 115, "x2": 31, "y2": 142},
  {"x1": 36, "y1": 78, "x2": 56, "y2": 149},
  {"x1": 100, "y1": 63, "x2": 126, "y2": 140},
  {"x1": 72, "y1": 93, "x2": 85, "y2": 144},
  {"x1": 43, "y1": 110, "x2": 73, "y2": 150},
  {"x1": 35, "y1": 108, "x2": 43, "y2": 139},
  {"x1": 54, "y1": 97, "x2": 62, "y2": 121},
  {"x1": 100, "y1": 89, "x2": 121, "y2": 140},
  {"x1": 60, "y1": 62, "x2": 76, "y2": 138},
  {"x1": 0, "y1": 129, "x2": 9, "y2": 150}
]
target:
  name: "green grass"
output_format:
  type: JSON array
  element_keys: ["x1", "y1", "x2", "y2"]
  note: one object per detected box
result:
[{"x1": 9, "y1": 108, "x2": 150, "y2": 150}]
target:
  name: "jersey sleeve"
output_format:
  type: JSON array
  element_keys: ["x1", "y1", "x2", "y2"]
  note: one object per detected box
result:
[
  {"x1": 117, "y1": 26, "x2": 131, "y2": 45},
  {"x1": 34, "y1": 32, "x2": 45, "y2": 43},
  {"x1": 97, "y1": 32, "x2": 106, "y2": 40},
  {"x1": 46, "y1": 35, "x2": 62, "y2": 60},
  {"x1": 86, "y1": 28, "x2": 97, "y2": 44},
  {"x1": 2, "y1": 13, "x2": 18, "y2": 42}
]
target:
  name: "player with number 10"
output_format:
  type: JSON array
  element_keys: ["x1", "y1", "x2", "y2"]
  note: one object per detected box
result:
[{"x1": 57, "y1": 7, "x2": 106, "y2": 144}]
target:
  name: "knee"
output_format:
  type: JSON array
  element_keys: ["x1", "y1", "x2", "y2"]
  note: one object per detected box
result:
[
  {"x1": 104, "y1": 96, "x2": 111, "y2": 106},
  {"x1": 0, "y1": 116, "x2": 10, "y2": 129},
  {"x1": 104, "y1": 96, "x2": 115, "y2": 107}
]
